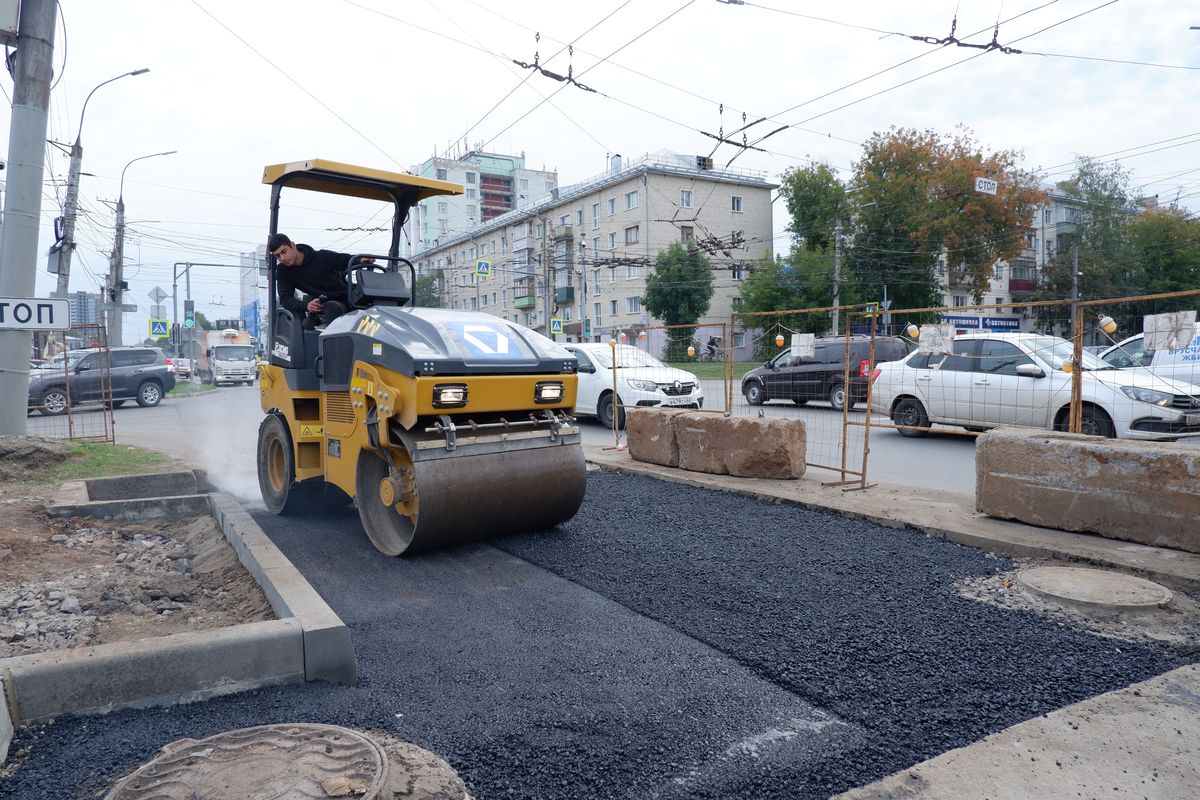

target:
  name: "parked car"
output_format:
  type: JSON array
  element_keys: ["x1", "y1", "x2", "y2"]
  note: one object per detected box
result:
[
  {"x1": 174, "y1": 357, "x2": 192, "y2": 378},
  {"x1": 1099, "y1": 324, "x2": 1200, "y2": 387},
  {"x1": 563, "y1": 343, "x2": 703, "y2": 429},
  {"x1": 870, "y1": 332, "x2": 1200, "y2": 440},
  {"x1": 27, "y1": 346, "x2": 176, "y2": 416},
  {"x1": 741, "y1": 335, "x2": 913, "y2": 411}
]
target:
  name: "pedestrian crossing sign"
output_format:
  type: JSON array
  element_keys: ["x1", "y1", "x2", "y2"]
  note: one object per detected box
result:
[
  {"x1": 149, "y1": 319, "x2": 169, "y2": 338},
  {"x1": 475, "y1": 259, "x2": 491, "y2": 278},
  {"x1": 550, "y1": 318, "x2": 563, "y2": 335}
]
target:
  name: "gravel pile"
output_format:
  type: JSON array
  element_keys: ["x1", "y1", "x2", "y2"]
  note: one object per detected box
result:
[{"x1": 0, "y1": 471, "x2": 1190, "y2": 799}]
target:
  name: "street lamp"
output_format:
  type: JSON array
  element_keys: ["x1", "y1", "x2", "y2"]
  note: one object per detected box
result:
[
  {"x1": 53, "y1": 68, "x2": 150, "y2": 300},
  {"x1": 107, "y1": 149, "x2": 176, "y2": 346}
]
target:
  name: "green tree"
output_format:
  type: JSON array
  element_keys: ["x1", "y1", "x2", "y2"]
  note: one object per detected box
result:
[
  {"x1": 642, "y1": 243, "x2": 715, "y2": 360},
  {"x1": 415, "y1": 271, "x2": 443, "y2": 308},
  {"x1": 1035, "y1": 156, "x2": 1135, "y2": 304},
  {"x1": 778, "y1": 162, "x2": 845, "y2": 252},
  {"x1": 1119, "y1": 207, "x2": 1200, "y2": 325},
  {"x1": 194, "y1": 311, "x2": 214, "y2": 332},
  {"x1": 739, "y1": 250, "x2": 856, "y2": 358},
  {"x1": 849, "y1": 126, "x2": 1046, "y2": 308}
]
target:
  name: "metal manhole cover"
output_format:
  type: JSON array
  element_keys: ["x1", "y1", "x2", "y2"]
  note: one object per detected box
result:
[{"x1": 105, "y1": 723, "x2": 389, "y2": 799}]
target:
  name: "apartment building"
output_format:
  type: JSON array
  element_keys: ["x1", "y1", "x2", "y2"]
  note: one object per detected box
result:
[
  {"x1": 413, "y1": 150, "x2": 775, "y2": 343},
  {"x1": 409, "y1": 151, "x2": 558, "y2": 255}
]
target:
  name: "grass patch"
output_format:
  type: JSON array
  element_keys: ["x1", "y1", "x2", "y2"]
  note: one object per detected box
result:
[
  {"x1": 40, "y1": 442, "x2": 176, "y2": 483},
  {"x1": 665, "y1": 361, "x2": 760, "y2": 380},
  {"x1": 168, "y1": 381, "x2": 219, "y2": 397}
]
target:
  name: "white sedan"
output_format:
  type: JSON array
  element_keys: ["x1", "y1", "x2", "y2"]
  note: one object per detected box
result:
[
  {"x1": 870, "y1": 332, "x2": 1200, "y2": 440},
  {"x1": 564, "y1": 343, "x2": 704, "y2": 429}
]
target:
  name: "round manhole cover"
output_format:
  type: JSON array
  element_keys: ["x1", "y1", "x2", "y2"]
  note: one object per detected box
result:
[
  {"x1": 105, "y1": 723, "x2": 389, "y2": 799},
  {"x1": 1018, "y1": 566, "x2": 1173, "y2": 612}
]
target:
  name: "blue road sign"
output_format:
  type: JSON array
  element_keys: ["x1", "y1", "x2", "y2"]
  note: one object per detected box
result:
[
  {"x1": 149, "y1": 319, "x2": 169, "y2": 338},
  {"x1": 550, "y1": 318, "x2": 563, "y2": 335},
  {"x1": 475, "y1": 259, "x2": 491, "y2": 277}
]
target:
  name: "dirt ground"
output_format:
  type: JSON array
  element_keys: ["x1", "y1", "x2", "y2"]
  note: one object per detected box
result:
[{"x1": 0, "y1": 438, "x2": 273, "y2": 659}]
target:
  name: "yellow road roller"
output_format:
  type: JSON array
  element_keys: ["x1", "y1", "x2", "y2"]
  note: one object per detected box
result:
[{"x1": 257, "y1": 159, "x2": 586, "y2": 555}]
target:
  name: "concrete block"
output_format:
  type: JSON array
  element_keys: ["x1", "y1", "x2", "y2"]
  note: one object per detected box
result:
[
  {"x1": 84, "y1": 470, "x2": 200, "y2": 500},
  {"x1": 674, "y1": 413, "x2": 806, "y2": 479},
  {"x1": 3, "y1": 619, "x2": 304, "y2": 723},
  {"x1": 977, "y1": 428, "x2": 1200, "y2": 553},
  {"x1": 626, "y1": 408, "x2": 691, "y2": 467}
]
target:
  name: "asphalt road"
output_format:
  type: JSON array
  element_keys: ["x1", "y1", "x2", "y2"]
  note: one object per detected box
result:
[{"x1": 3, "y1": 471, "x2": 1187, "y2": 799}]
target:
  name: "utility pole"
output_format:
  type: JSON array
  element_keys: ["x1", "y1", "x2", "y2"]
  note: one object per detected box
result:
[
  {"x1": 830, "y1": 219, "x2": 843, "y2": 335},
  {"x1": 107, "y1": 150, "x2": 175, "y2": 345},
  {"x1": 53, "y1": 68, "x2": 149, "y2": 299},
  {"x1": 0, "y1": 0, "x2": 56, "y2": 437}
]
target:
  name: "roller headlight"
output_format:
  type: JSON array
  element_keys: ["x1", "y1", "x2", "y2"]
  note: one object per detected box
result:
[
  {"x1": 627, "y1": 379, "x2": 658, "y2": 391},
  {"x1": 1121, "y1": 386, "x2": 1172, "y2": 407},
  {"x1": 534, "y1": 381, "x2": 564, "y2": 404},
  {"x1": 432, "y1": 383, "x2": 468, "y2": 408}
]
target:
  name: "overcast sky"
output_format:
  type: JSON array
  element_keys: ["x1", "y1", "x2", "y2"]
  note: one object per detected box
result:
[{"x1": 3, "y1": 0, "x2": 1198, "y2": 343}]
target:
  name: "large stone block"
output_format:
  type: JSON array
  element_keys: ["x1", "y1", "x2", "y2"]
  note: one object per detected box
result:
[
  {"x1": 674, "y1": 413, "x2": 806, "y2": 479},
  {"x1": 976, "y1": 428, "x2": 1200, "y2": 553},
  {"x1": 626, "y1": 408, "x2": 692, "y2": 467}
]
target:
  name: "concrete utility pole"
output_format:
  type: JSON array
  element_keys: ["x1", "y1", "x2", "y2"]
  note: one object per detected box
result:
[
  {"x1": 0, "y1": 0, "x2": 56, "y2": 437},
  {"x1": 107, "y1": 150, "x2": 175, "y2": 345},
  {"x1": 53, "y1": 68, "x2": 149, "y2": 300},
  {"x1": 830, "y1": 219, "x2": 843, "y2": 335}
]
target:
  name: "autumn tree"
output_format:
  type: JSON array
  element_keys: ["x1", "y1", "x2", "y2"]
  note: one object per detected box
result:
[
  {"x1": 848, "y1": 126, "x2": 1046, "y2": 309},
  {"x1": 642, "y1": 242, "x2": 715, "y2": 360}
]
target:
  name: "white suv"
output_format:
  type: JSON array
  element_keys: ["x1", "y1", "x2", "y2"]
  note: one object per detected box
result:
[
  {"x1": 870, "y1": 332, "x2": 1200, "y2": 440},
  {"x1": 1100, "y1": 324, "x2": 1200, "y2": 388},
  {"x1": 564, "y1": 343, "x2": 703, "y2": 429}
]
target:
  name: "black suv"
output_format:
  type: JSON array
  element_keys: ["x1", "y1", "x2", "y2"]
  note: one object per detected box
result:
[
  {"x1": 741, "y1": 336, "x2": 912, "y2": 411},
  {"x1": 28, "y1": 347, "x2": 176, "y2": 416}
]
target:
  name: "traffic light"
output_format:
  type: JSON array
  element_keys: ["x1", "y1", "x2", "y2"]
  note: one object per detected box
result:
[{"x1": 184, "y1": 300, "x2": 196, "y2": 329}]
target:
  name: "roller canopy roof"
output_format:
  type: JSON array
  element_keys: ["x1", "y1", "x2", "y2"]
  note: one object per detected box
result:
[{"x1": 262, "y1": 159, "x2": 463, "y2": 203}]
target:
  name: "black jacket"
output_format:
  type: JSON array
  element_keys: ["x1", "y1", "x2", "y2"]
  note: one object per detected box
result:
[{"x1": 275, "y1": 244, "x2": 352, "y2": 313}]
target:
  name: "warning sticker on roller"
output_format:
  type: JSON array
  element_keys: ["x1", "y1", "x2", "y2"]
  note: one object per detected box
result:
[{"x1": 299, "y1": 424, "x2": 324, "y2": 438}]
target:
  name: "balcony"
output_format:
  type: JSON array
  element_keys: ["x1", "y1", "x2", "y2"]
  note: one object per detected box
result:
[
  {"x1": 555, "y1": 286, "x2": 575, "y2": 304},
  {"x1": 554, "y1": 225, "x2": 574, "y2": 241},
  {"x1": 1008, "y1": 278, "x2": 1037, "y2": 293},
  {"x1": 514, "y1": 294, "x2": 537, "y2": 310},
  {"x1": 512, "y1": 235, "x2": 534, "y2": 252}
]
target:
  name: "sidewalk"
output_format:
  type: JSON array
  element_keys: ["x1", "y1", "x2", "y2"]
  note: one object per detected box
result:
[{"x1": 583, "y1": 443, "x2": 1200, "y2": 799}]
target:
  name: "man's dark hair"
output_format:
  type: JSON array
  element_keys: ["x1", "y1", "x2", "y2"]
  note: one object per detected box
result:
[{"x1": 267, "y1": 233, "x2": 293, "y2": 252}]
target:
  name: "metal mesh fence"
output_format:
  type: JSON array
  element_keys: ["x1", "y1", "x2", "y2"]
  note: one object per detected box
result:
[{"x1": 25, "y1": 324, "x2": 115, "y2": 443}]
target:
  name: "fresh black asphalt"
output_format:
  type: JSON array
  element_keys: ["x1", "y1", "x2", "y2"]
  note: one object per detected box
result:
[{"x1": 2, "y1": 470, "x2": 1189, "y2": 799}]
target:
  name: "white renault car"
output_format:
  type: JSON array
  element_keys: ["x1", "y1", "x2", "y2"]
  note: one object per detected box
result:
[
  {"x1": 564, "y1": 343, "x2": 703, "y2": 429},
  {"x1": 870, "y1": 332, "x2": 1200, "y2": 440}
]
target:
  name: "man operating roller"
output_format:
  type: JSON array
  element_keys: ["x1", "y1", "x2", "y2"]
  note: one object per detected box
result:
[{"x1": 268, "y1": 233, "x2": 371, "y2": 328}]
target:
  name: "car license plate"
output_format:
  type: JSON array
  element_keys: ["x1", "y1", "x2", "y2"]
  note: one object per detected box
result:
[
  {"x1": 1187, "y1": 413, "x2": 1200, "y2": 426},
  {"x1": 666, "y1": 397, "x2": 692, "y2": 406}
]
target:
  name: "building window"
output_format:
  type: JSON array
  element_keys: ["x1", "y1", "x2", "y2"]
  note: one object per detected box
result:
[
  {"x1": 731, "y1": 263, "x2": 744, "y2": 280},
  {"x1": 577, "y1": 209, "x2": 584, "y2": 227},
  {"x1": 680, "y1": 226, "x2": 694, "y2": 242},
  {"x1": 624, "y1": 190, "x2": 639, "y2": 211},
  {"x1": 560, "y1": 214, "x2": 571, "y2": 226},
  {"x1": 592, "y1": 274, "x2": 600, "y2": 295},
  {"x1": 436, "y1": 168, "x2": 447, "y2": 180},
  {"x1": 564, "y1": 307, "x2": 572, "y2": 321},
  {"x1": 437, "y1": 202, "x2": 448, "y2": 214},
  {"x1": 465, "y1": 172, "x2": 476, "y2": 184},
  {"x1": 592, "y1": 237, "x2": 599, "y2": 258},
  {"x1": 592, "y1": 203, "x2": 600, "y2": 229},
  {"x1": 608, "y1": 232, "x2": 617, "y2": 250},
  {"x1": 609, "y1": 267, "x2": 617, "y2": 283},
  {"x1": 731, "y1": 195, "x2": 743, "y2": 213},
  {"x1": 627, "y1": 264, "x2": 640, "y2": 279},
  {"x1": 732, "y1": 297, "x2": 744, "y2": 311},
  {"x1": 520, "y1": 179, "x2": 529, "y2": 190},
  {"x1": 1046, "y1": 240, "x2": 1055, "y2": 256},
  {"x1": 680, "y1": 189, "x2": 693, "y2": 208},
  {"x1": 953, "y1": 296, "x2": 966, "y2": 307},
  {"x1": 994, "y1": 297, "x2": 1004, "y2": 307},
  {"x1": 624, "y1": 225, "x2": 639, "y2": 245},
  {"x1": 607, "y1": 198, "x2": 616, "y2": 215},
  {"x1": 994, "y1": 264, "x2": 1004, "y2": 280},
  {"x1": 626, "y1": 297, "x2": 641, "y2": 314},
  {"x1": 480, "y1": 294, "x2": 487, "y2": 307},
  {"x1": 466, "y1": 188, "x2": 477, "y2": 199},
  {"x1": 467, "y1": 205, "x2": 476, "y2": 218},
  {"x1": 609, "y1": 299, "x2": 618, "y2": 315},
  {"x1": 546, "y1": 181, "x2": 554, "y2": 192},
  {"x1": 439, "y1": 219, "x2": 448, "y2": 234},
  {"x1": 1043, "y1": 208, "x2": 1052, "y2": 224}
]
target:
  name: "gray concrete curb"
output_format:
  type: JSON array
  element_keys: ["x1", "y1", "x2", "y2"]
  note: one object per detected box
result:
[{"x1": 0, "y1": 483, "x2": 355, "y2": 728}]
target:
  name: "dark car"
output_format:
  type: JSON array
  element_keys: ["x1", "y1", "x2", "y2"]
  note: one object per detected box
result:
[
  {"x1": 741, "y1": 336, "x2": 912, "y2": 411},
  {"x1": 28, "y1": 347, "x2": 176, "y2": 416}
]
